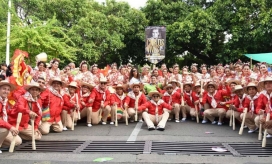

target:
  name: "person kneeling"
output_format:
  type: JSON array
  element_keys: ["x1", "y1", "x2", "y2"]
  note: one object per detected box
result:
[
  {"x1": 10, "y1": 82, "x2": 43, "y2": 141},
  {"x1": 138, "y1": 91, "x2": 172, "y2": 131}
]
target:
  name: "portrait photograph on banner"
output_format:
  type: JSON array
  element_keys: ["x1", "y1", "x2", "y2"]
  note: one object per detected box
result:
[{"x1": 145, "y1": 26, "x2": 166, "y2": 64}]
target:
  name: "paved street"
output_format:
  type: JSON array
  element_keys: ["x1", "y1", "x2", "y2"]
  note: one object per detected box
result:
[{"x1": 1, "y1": 120, "x2": 272, "y2": 163}]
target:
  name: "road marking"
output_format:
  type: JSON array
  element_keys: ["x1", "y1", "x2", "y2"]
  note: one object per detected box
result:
[{"x1": 127, "y1": 122, "x2": 143, "y2": 142}]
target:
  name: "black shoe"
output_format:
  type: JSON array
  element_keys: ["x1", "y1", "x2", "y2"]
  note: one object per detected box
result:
[
  {"x1": 148, "y1": 127, "x2": 155, "y2": 131},
  {"x1": 157, "y1": 127, "x2": 165, "y2": 131}
]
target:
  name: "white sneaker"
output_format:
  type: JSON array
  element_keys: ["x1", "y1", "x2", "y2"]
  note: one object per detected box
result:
[
  {"x1": 0, "y1": 150, "x2": 2, "y2": 154},
  {"x1": 102, "y1": 122, "x2": 107, "y2": 125},
  {"x1": 87, "y1": 123, "x2": 92, "y2": 127},
  {"x1": 217, "y1": 122, "x2": 222, "y2": 126},
  {"x1": 180, "y1": 118, "x2": 186, "y2": 122},
  {"x1": 243, "y1": 125, "x2": 248, "y2": 129},
  {"x1": 175, "y1": 120, "x2": 180, "y2": 123},
  {"x1": 168, "y1": 118, "x2": 172, "y2": 121},
  {"x1": 130, "y1": 120, "x2": 135, "y2": 123},
  {"x1": 212, "y1": 121, "x2": 217, "y2": 124},
  {"x1": 139, "y1": 120, "x2": 143, "y2": 123},
  {"x1": 248, "y1": 128, "x2": 258, "y2": 133},
  {"x1": 266, "y1": 134, "x2": 272, "y2": 138},
  {"x1": 63, "y1": 127, "x2": 68, "y2": 131},
  {"x1": 202, "y1": 120, "x2": 207, "y2": 124},
  {"x1": 110, "y1": 122, "x2": 114, "y2": 125}
]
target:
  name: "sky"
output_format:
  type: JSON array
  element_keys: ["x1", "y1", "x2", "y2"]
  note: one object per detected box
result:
[{"x1": 95, "y1": 0, "x2": 148, "y2": 9}]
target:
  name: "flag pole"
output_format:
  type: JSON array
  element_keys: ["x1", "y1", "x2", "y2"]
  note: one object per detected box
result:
[{"x1": 6, "y1": 0, "x2": 11, "y2": 65}]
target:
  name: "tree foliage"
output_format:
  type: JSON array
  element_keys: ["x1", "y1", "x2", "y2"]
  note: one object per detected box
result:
[{"x1": 0, "y1": 0, "x2": 271, "y2": 67}]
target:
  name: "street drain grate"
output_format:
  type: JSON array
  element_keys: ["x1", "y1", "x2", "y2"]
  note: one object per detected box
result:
[
  {"x1": 151, "y1": 142, "x2": 232, "y2": 155},
  {"x1": 15, "y1": 141, "x2": 84, "y2": 153},
  {"x1": 229, "y1": 143, "x2": 272, "y2": 156},
  {"x1": 2, "y1": 141, "x2": 272, "y2": 156},
  {"x1": 81, "y1": 141, "x2": 145, "y2": 153}
]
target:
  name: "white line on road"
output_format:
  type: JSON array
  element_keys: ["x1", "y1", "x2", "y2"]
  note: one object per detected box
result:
[{"x1": 126, "y1": 122, "x2": 143, "y2": 142}]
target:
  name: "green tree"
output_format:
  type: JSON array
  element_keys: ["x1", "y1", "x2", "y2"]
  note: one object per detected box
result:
[{"x1": 0, "y1": 16, "x2": 77, "y2": 66}]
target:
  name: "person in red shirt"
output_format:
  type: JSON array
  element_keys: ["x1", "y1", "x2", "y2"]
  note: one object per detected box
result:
[
  {"x1": 124, "y1": 83, "x2": 147, "y2": 122},
  {"x1": 39, "y1": 77, "x2": 66, "y2": 134},
  {"x1": 110, "y1": 84, "x2": 127, "y2": 123},
  {"x1": 182, "y1": 82, "x2": 195, "y2": 122},
  {"x1": 89, "y1": 77, "x2": 111, "y2": 125},
  {"x1": 79, "y1": 82, "x2": 93, "y2": 127},
  {"x1": 162, "y1": 84, "x2": 181, "y2": 122},
  {"x1": 138, "y1": 91, "x2": 172, "y2": 131},
  {"x1": 0, "y1": 81, "x2": 21, "y2": 152},
  {"x1": 256, "y1": 77, "x2": 272, "y2": 138},
  {"x1": 61, "y1": 81, "x2": 80, "y2": 130},
  {"x1": 9, "y1": 82, "x2": 44, "y2": 141},
  {"x1": 225, "y1": 85, "x2": 245, "y2": 124},
  {"x1": 202, "y1": 81, "x2": 230, "y2": 125},
  {"x1": 241, "y1": 82, "x2": 260, "y2": 133}
]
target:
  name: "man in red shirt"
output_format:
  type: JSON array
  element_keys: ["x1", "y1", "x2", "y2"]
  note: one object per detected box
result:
[
  {"x1": 182, "y1": 82, "x2": 195, "y2": 122},
  {"x1": 110, "y1": 84, "x2": 127, "y2": 122},
  {"x1": 89, "y1": 77, "x2": 111, "y2": 125},
  {"x1": 79, "y1": 82, "x2": 93, "y2": 127},
  {"x1": 202, "y1": 81, "x2": 230, "y2": 125},
  {"x1": 39, "y1": 77, "x2": 65, "y2": 134},
  {"x1": 225, "y1": 85, "x2": 245, "y2": 123},
  {"x1": 162, "y1": 84, "x2": 181, "y2": 122},
  {"x1": 62, "y1": 81, "x2": 80, "y2": 130},
  {"x1": 139, "y1": 91, "x2": 172, "y2": 131},
  {"x1": 256, "y1": 77, "x2": 272, "y2": 138},
  {"x1": 242, "y1": 82, "x2": 260, "y2": 133},
  {"x1": 9, "y1": 82, "x2": 44, "y2": 141},
  {"x1": 0, "y1": 81, "x2": 21, "y2": 152},
  {"x1": 124, "y1": 83, "x2": 146, "y2": 122}
]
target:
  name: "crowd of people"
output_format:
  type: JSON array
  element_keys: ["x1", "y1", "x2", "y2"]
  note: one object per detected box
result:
[{"x1": 0, "y1": 58, "x2": 272, "y2": 153}]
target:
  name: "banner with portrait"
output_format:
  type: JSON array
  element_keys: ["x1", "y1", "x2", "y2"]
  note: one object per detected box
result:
[{"x1": 145, "y1": 26, "x2": 166, "y2": 64}]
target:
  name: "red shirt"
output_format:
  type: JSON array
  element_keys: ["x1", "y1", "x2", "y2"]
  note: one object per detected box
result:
[
  {"x1": 244, "y1": 95, "x2": 259, "y2": 114},
  {"x1": 79, "y1": 90, "x2": 92, "y2": 110},
  {"x1": 162, "y1": 91, "x2": 181, "y2": 105},
  {"x1": 110, "y1": 93, "x2": 127, "y2": 108},
  {"x1": 13, "y1": 87, "x2": 27, "y2": 101},
  {"x1": 232, "y1": 95, "x2": 246, "y2": 113},
  {"x1": 202, "y1": 87, "x2": 231, "y2": 110},
  {"x1": 124, "y1": 92, "x2": 147, "y2": 108},
  {"x1": 183, "y1": 91, "x2": 197, "y2": 108},
  {"x1": 63, "y1": 94, "x2": 77, "y2": 113},
  {"x1": 256, "y1": 92, "x2": 272, "y2": 119},
  {"x1": 0, "y1": 101, "x2": 12, "y2": 130},
  {"x1": 89, "y1": 87, "x2": 111, "y2": 112},
  {"x1": 40, "y1": 89, "x2": 63, "y2": 123},
  {"x1": 138, "y1": 100, "x2": 172, "y2": 115},
  {"x1": 9, "y1": 96, "x2": 42, "y2": 130}
]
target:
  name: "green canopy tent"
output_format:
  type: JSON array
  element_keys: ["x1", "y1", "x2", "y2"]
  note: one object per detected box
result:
[{"x1": 244, "y1": 53, "x2": 272, "y2": 64}]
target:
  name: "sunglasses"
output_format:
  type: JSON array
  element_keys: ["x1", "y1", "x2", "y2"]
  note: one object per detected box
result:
[
  {"x1": 100, "y1": 82, "x2": 107, "y2": 85},
  {"x1": 167, "y1": 88, "x2": 173, "y2": 90},
  {"x1": 152, "y1": 95, "x2": 160, "y2": 98},
  {"x1": 37, "y1": 81, "x2": 45, "y2": 85}
]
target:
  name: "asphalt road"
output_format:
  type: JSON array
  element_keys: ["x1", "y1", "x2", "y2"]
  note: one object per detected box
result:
[{"x1": 1, "y1": 120, "x2": 272, "y2": 163}]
